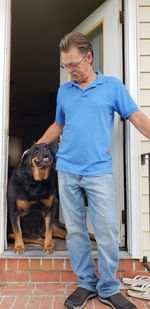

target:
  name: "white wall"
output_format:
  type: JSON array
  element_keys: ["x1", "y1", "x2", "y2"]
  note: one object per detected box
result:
[{"x1": 138, "y1": 0, "x2": 150, "y2": 260}]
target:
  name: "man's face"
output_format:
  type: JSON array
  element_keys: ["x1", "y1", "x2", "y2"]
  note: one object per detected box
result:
[{"x1": 61, "y1": 46, "x2": 92, "y2": 83}]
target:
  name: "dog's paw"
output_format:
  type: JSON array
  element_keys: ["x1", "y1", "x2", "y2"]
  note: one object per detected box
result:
[
  {"x1": 14, "y1": 242, "x2": 25, "y2": 254},
  {"x1": 44, "y1": 241, "x2": 55, "y2": 253}
]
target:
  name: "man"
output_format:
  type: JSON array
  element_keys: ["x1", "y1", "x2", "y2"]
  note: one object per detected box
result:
[{"x1": 37, "y1": 32, "x2": 150, "y2": 309}]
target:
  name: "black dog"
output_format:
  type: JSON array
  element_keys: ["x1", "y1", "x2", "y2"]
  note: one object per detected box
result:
[{"x1": 8, "y1": 143, "x2": 65, "y2": 254}]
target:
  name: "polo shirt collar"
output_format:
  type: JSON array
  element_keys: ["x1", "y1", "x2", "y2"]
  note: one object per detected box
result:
[{"x1": 68, "y1": 71, "x2": 106, "y2": 88}]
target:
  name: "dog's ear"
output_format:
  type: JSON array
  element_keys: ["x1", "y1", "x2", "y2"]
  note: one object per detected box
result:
[
  {"x1": 50, "y1": 147, "x2": 56, "y2": 164},
  {"x1": 47, "y1": 143, "x2": 56, "y2": 165},
  {"x1": 48, "y1": 140, "x2": 58, "y2": 156},
  {"x1": 20, "y1": 150, "x2": 29, "y2": 167}
]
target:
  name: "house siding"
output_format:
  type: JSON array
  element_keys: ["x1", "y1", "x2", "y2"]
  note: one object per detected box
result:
[{"x1": 138, "y1": 0, "x2": 150, "y2": 260}]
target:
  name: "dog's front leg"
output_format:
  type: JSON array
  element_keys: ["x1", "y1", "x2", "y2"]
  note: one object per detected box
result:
[
  {"x1": 43, "y1": 212, "x2": 55, "y2": 253},
  {"x1": 10, "y1": 212, "x2": 24, "y2": 254}
]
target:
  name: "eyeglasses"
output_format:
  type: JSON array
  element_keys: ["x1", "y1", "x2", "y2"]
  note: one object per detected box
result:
[{"x1": 60, "y1": 55, "x2": 86, "y2": 70}]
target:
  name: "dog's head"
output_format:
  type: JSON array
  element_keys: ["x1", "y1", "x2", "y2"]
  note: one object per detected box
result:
[{"x1": 21, "y1": 143, "x2": 55, "y2": 181}]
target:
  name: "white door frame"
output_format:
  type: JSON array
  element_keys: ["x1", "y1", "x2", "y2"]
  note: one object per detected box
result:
[
  {"x1": 0, "y1": 0, "x2": 11, "y2": 254},
  {"x1": 124, "y1": 0, "x2": 140, "y2": 258}
]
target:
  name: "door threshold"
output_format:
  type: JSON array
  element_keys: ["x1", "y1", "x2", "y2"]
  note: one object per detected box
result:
[{"x1": 1, "y1": 249, "x2": 131, "y2": 259}]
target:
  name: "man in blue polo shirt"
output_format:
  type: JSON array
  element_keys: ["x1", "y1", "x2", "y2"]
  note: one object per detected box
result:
[
  {"x1": 55, "y1": 72, "x2": 138, "y2": 175},
  {"x1": 37, "y1": 32, "x2": 150, "y2": 309}
]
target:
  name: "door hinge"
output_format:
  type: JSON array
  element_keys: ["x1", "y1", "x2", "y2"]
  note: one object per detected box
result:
[
  {"x1": 119, "y1": 11, "x2": 124, "y2": 24},
  {"x1": 122, "y1": 210, "x2": 126, "y2": 224}
]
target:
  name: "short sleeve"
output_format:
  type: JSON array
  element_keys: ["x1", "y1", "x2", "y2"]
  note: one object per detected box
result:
[{"x1": 114, "y1": 79, "x2": 139, "y2": 119}]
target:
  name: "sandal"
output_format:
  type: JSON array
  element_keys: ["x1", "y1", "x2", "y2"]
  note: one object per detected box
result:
[
  {"x1": 122, "y1": 275, "x2": 150, "y2": 285},
  {"x1": 127, "y1": 289, "x2": 150, "y2": 301},
  {"x1": 129, "y1": 283, "x2": 150, "y2": 292}
]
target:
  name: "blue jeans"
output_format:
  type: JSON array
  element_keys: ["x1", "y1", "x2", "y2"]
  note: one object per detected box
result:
[{"x1": 58, "y1": 171, "x2": 120, "y2": 297}]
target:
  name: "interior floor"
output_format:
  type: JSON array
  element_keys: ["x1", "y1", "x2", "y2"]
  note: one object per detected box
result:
[{"x1": 6, "y1": 238, "x2": 97, "y2": 257}]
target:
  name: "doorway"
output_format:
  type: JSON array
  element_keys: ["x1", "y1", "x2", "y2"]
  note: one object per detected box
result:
[
  {"x1": 6, "y1": 0, "x2": 126, "y2": 254},
  {"x1": 7, "y1": 0, "x2": 105, "y2": 254}
]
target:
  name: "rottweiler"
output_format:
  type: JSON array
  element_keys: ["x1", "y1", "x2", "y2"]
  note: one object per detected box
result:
[{"x1": 7, "y1": 143, "x2": 65, "y2": 254}]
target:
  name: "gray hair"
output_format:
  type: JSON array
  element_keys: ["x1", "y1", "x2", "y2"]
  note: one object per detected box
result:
[{"x1": 59, "y1": 32, "x2": 94, "y2": 59}]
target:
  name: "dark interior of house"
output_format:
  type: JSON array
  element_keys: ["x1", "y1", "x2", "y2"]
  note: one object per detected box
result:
[{"x1": 7, "y1": 0, "x2": 102, "y2": 253}]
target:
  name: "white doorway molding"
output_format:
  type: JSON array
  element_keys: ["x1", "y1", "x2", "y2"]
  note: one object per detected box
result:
[{"x1": 124, "y1": 0, "x2": 141, "y2": 258}]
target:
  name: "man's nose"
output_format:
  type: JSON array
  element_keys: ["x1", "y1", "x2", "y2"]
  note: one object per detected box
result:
[{"x1": 67, "y1": 66, "x2": 75, "y2": 73}]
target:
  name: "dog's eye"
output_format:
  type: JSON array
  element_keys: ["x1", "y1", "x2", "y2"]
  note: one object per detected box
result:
[
  {"x1": 43, "y1": 148, "x2": 48, "y2": 154},
  {"x1": 33, "y1": 149, "x2": 39, "y2": 154}
]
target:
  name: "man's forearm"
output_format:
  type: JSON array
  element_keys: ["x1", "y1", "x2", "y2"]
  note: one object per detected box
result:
[
  {"x1": 37, "y1": 122, "x2": 64, "y2": 144},
  {"x1": 129, "y1": 111, "x2": 150, "y2": 139}
]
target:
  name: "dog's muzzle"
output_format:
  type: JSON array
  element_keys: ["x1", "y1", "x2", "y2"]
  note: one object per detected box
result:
[{"x1": 33, "y1": 157, "x2": 51, "y2": 168}]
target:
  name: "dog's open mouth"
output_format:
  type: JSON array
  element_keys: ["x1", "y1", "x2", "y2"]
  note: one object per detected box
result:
[{"x1": 33, "y1": 157, "x2": 51, "y2": 169}]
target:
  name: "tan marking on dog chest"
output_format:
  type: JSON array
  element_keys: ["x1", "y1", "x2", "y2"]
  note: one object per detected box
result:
[
  {"x1": 40, "y1": 194, "x2": 55, "y2": 208},
  {"x1": 16, "y1": 200, "x2": 37, "y2": 211}
]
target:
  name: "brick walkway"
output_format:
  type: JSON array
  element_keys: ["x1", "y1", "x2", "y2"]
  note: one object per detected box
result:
[{"x1": 0, "y1": 284, "x2": 149, "y2": 309}]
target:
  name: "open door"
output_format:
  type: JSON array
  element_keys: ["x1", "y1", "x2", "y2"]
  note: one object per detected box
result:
[{"x1": 59, "y1": 0, "x2": 125, "y2": 248}]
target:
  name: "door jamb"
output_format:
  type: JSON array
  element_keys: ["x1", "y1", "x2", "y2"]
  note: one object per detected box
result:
[
  {"x1": 124, "y1": 0, "x2": 140, "y2": 258},
  {"x1": 0, "y1": 0, "x2": 11, "y2": 254}
]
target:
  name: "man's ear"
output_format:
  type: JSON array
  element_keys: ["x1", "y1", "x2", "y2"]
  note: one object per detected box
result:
[{"x1": 87, "y1": 51, "x2": 93, "y2": 65}]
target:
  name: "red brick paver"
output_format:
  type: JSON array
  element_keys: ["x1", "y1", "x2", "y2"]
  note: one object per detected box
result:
[{"x1": 0, "y1": 284, "x2": 149, "y2": 308}]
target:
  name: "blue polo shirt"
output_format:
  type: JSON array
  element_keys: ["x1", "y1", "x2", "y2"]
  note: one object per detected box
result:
[{"x1": 55, "y1": 72, "x2": 138, "y2": 175}]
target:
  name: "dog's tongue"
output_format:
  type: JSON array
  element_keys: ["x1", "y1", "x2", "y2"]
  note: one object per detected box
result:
[{"x1": 43, "y1": 157, "x2": 49, "y2": 162}]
